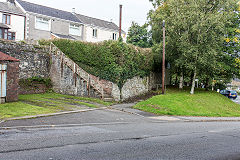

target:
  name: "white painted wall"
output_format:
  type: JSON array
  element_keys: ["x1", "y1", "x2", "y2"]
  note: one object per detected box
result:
[
  {"x1": 9, "y1": 14, "x2": 25, "y2": 41},
  {"x1": 0, "y1": 12, "x2": 25, "y2": 41},
  {"x1": 85, "y1": 25, "x2": 126, "y2": 42}
]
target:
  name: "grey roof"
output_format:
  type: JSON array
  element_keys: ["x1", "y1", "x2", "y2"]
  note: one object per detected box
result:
[
  {"x1": 76, "y1": 14, "x2": 125, "y2": 34},
  {"x1": 51, "y1": 33, "x2": 76, "y2": 40},
  {"x1": 0, "y1": 23, "x2": 10, "y2": 29},
  {"x1": 0, "y1": 2, "x2": 25, "y2": 16},
  {"x1": 16, "y1": 0, "x2": 82, "y2": 23}
]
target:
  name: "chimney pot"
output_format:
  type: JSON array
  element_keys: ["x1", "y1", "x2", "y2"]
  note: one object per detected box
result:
[
  {"x1": 7, "y1": 0, "x2": 15, "y2": 4},
  {"x1": 72, "y1": 8, "x2": 76, "y2": 14}
]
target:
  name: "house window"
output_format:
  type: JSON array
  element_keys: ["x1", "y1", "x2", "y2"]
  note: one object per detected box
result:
[
  {"x1": 2, "y1": 14, "x2": 11, "y2": 25},
  {"x1": 3, "y1": 29, "x2": 8, "y2": 39},
  {"x1": 93, "y1": 29, "x2": 97, "y2": 38},
  {"x1": 0, "y1": 28, "x2": 15, "y2": 40},
  {"x1": 69, "y1": 24, "x2": 81, "y2": 36},
  {"x1": 35, "y1": 17, "x2": 50, "y2": 31},
  {"x1": 113, "y1": 33, "x2": 117, "y2": 40},
  {"x1": 7, "y1": 32, "x2": 15, "y2": 40}
]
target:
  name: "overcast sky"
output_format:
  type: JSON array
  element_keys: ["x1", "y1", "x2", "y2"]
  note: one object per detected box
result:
[{"x1": 19, "y1": 0, "x2": 153, "y2": 33}]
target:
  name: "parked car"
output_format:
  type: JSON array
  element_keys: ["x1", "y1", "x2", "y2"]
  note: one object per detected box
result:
[{"x1": 220, "y1": 90, "x2": 238, "y2": 99}]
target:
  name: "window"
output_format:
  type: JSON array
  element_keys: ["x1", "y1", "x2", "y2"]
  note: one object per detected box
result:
[
  {"x1": 113, "y1": 33, "x2": 117, "y2": 40},
  {"x1": 0, "y1": 29, "x2": 2, "y2": 39},
  {"x1": 0, "y1": 28, "x2": 15, "y2": 40},
  {"x1": 69, "y1": 24, "x2": 81, "y2": 36},
  {"x1": 2, "y1": 14, "x2": 10, "y2": 25},
  {"x1": 35, "y1": 17, "x2": 50, "y2": 31},
  {"x1": 3, "y1": 29, "x2": 7, "y2": 39},
  {"x1": 93, "y1": 29, "x2": 97, "y2": 38},
  {"x1": 7, "y1": 32, "x2": 15, "y2": 40}
]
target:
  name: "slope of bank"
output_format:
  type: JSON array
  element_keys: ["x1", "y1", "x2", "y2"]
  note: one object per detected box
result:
[{"x1": 134, "y1": 88, "x2": 240, "y2": 117}]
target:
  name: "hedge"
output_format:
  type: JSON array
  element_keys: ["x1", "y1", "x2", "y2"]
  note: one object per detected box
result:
[{"x1": 53, "y1": 39, "x2": 154, "y2": 89}]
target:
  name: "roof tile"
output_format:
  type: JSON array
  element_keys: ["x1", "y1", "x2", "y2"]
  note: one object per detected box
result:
[
  {"x1": 16, "y1": 0, "x2": 82, "y2": 23},
  {"x1": 0, "y1": 51, "x2": 20, "y2": 61}
]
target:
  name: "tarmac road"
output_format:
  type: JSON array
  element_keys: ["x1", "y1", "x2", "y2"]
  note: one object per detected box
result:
[
  {"x1": 232, "y1": 96, "x2": 240, "y2": 104},
  {"x1": 1, "y1": 107, "x2": 240, "y2": 160}
]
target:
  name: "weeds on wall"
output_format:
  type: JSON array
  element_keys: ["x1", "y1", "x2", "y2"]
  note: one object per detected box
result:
[
  {"x1": 19, "y1": 77, "x2": 52, "y2": 88},
  {"x1": 53, "y1": 39, "x2": 153, "y2": 89}
]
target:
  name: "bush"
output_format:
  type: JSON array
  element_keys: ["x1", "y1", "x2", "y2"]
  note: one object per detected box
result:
[{"x1": 53, "y1": 39, "x2": 153, "y2": 89}]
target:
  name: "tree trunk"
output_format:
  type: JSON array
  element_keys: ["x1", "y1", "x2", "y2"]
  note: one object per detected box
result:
[
  {"x1": 175, "y1": 75, "x2": 178, "y2": 86},
  {"x1": 190, "y1": 69, "x2": 197, "y2": 95},
  {"x1": 190, "y1": 72, "x2": 194, "y2": 86},
  {"x1": 179, "y1": 73, "x2": 184, "y2": 89},
  {"x1": 169, "y1": 75, "x2": 172, "y2": 85},
  {"x1": 205, "y1": 78, "x2": 210, "y2": 91}
]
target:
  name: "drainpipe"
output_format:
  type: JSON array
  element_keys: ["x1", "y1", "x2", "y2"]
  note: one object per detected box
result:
[{"x1": 24, "y1": 16, "x2": 26, "y2": 40}]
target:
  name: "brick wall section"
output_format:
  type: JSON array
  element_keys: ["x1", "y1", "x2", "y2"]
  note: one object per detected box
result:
[{"x1": 6, "y1": 62, "x2": 20, "y2": 102}]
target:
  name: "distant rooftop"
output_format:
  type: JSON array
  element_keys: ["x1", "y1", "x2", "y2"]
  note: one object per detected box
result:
[
  {"x1": 16, "y1": 0, "x2": 82, "y2": 23},
  {"x1": 0, "y1": 1, "x2": 24, "y2": 16},
  {"x1": 51, "y1": 33, "x2": 76, "y2": 40},
  {"x1": 76, "y1": 14, "x2": 125, "y2": 34}
]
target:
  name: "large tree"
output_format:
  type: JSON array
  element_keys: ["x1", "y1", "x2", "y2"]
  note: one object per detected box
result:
[
  {"x1": 149, "y1": 0, "x2": 239, "y2": 94},
  {"x1": 127, "y1": 22, "x2": 152, "y2": 48}
]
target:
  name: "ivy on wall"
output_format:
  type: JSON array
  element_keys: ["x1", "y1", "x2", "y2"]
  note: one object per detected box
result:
[{"x1": 53, "y1": 39, "x2": 154, "y2": 89}]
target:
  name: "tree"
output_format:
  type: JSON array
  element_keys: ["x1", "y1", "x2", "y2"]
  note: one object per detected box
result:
[
  {"x1": 127, "y1": 22, "x2": 152, "y2": 48},
  {"x1": 149, "y1": 0, "x2": 239, "y2": 94}
]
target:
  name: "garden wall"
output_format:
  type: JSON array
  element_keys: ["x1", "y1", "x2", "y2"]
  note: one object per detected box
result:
[
  {"x1": 50, "y1": 46, "x2": 162, "y2": 101},
  {"x1": 0, "y1": 40, "x2": 50, "y2": 79},
  {"x1": 0, "y1": 40, "x2": 163, "y2": 101}
]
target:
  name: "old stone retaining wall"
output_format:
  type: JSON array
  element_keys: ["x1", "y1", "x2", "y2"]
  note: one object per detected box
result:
[
  {"x1": 0, "y1": 40, "x2": 50, "y2": 79},
  {"x1": 0, "y1": 40, "x2": 163, "y2": 101}
]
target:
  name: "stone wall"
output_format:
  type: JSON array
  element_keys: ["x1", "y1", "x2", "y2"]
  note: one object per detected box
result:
[
  {"x1": 0, "y1": 40, "x2": 50, "y2": 79},
  {"x1": 50, "y1": 53, "x2": 101, "y2": 98},
  {"x1": 50, "y1": 44, "x2": 165, "y2": 101},
  {"x1": 119, "y1": 72, "x2": 162, "y2": 100},
  {"x1": 0, "y1": 40, "x2": 163, "y2": 101}
]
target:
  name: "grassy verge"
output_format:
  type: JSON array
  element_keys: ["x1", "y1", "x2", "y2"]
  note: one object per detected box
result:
[
  {"x1": 0, "y1": 102, "x2": 57, "y2": 119},
  {"x1": 134, "y1": 87, "x2": 240, "y2": 117},
  {"x1": 0, "y1": 93, "x2": 113, "y2": 119}
]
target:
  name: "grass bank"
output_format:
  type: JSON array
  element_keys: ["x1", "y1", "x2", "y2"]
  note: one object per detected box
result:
[
  {"x1": 0, "y1": 93, "x2": 112, "y2": 119},
  {"x1": 134, "y1": 87, "x2": 240, "y2": 117}
]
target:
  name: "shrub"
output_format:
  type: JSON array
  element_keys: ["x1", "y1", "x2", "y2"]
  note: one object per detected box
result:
[{"x1": 53, "y1": 39, "x2": 153, "y2": 89}]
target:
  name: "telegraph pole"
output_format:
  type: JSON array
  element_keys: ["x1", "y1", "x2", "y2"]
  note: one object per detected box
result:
[
  {"x1": 119, "y1": 4, "x2": 122, "y2": 38},
  {"x1": 162, "y1": 20, "x2": 166, "y2": 94}
]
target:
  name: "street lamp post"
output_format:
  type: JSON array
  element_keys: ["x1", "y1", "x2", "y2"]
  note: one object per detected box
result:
[{"x1": 162, "y1": 20, "x2": 166, "y2": 94}]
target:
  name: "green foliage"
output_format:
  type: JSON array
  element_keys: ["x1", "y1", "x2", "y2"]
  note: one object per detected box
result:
[
  {"x1": 134, "y1": 87, "x2": 240, "y2": 117},
  {"x1": 149, "y1": 0, "x2": 239, "y2": 93},
  {"x1": 127, "y1": 22, "x2": 153, "y2": 48},
  {"x1": 38, "y1": 39, "x2": 52, "y2": 46},
  {"x1": 53, "y1": 39, "x2": 153, "y2": 89},
  {"x1": 19, "y1": 77, "x2": 52, "y2": 88},
  {"x1": 0, "y1": 93, "x2": 111, "y2": 119}
]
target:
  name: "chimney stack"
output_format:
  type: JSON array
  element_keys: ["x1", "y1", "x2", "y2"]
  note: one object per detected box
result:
[
  {"x1": 7, "y1": 0, "x2": 15, "y2": 4},
  {"x1": 72, "y1": 8, "x2": 76, "y2": 14},
  {"x1": 119, "y1": 4, "x2": 122, "y2": 38}
]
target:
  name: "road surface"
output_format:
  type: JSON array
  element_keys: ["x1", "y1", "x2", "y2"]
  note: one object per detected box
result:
[{"x1": 1, "y1": 107, "x2": 240, "y2": 160}]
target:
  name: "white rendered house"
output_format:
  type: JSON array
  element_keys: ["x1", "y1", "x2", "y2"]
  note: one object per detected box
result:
[
  {"x1": 76, "y1": 14, "x2": 126, "y2": 42},
  {"x1": 0, "y1": 0, "x2": 25, "y2": 41}
]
